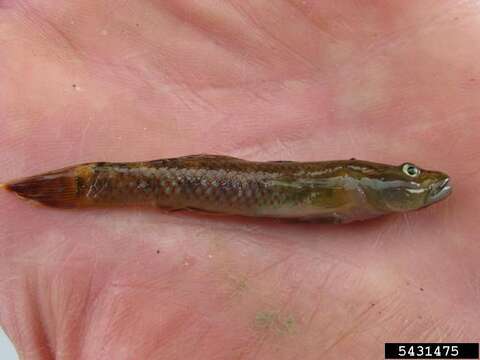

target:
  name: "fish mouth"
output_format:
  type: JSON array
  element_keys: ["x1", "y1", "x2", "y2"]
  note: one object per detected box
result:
[{"x1": 427, "y1": 178, "x2": 452, "y2": 205}]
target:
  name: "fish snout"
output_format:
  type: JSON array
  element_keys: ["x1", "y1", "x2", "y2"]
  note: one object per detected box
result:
[{"x1": 427, "y1": 177, "x2": 452, "y2": 205}]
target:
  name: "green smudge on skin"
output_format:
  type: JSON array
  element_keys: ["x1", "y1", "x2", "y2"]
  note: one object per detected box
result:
[{"x1": 254, "y1": 311, "x2": 296, "y2": 335}]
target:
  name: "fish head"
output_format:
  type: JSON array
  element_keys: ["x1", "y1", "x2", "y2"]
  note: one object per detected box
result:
[{"x1": 359, "y1": 162, "x2": 452, "y2": 213}]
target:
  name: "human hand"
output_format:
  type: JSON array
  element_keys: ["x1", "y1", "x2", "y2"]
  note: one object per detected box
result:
[{"x1": 1, "y1": 1, "x2": 479, "y2": 359}]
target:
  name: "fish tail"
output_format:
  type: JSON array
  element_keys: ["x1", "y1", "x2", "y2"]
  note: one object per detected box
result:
[{"x1": 2, "y1": 166, "x2": 81, "y2": 207}]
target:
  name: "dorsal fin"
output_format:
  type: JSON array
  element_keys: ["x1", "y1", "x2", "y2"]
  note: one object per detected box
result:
[
  {"x1": 267, "y1": 160, "x2": 295, "y2": 164},
  {"x1": 147, "y1": 154, "x2": 248, "y2": 167},
  {"x1": 177, "y1": 154, "x2": 246, "y2": 162}
]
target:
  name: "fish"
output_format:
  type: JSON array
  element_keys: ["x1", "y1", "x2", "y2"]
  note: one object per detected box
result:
[{"x1": 0, "y1": 155, "x2": 452, "y2": 223}]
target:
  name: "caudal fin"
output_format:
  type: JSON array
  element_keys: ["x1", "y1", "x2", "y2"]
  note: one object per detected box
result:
[{"x1": 3, "y1": 167, "x2": 79, "y2": 207}]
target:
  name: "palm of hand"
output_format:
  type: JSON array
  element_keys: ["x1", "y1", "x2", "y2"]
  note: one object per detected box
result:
[{"x1": 1, "y1": 1, "x2": 479, "y2": 359}]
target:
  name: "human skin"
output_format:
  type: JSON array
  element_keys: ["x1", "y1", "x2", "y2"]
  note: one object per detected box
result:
[{"x1": 0, "y1": 0, "x2": 479, "y2": 359}]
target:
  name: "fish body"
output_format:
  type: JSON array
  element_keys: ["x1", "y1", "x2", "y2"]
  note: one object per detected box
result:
[{"x1": 1, "y1": 155, "x2": 452, "y2": 223}]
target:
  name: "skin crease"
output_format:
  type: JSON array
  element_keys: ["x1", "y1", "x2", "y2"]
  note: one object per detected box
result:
[{"x1": 0, "y1": 0, "x2": 479, "y2": 359}]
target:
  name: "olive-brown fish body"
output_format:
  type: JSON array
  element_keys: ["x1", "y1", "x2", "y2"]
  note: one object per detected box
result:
[{"x1": 2, "y1": 155, "x2": 452, "y2": 223}]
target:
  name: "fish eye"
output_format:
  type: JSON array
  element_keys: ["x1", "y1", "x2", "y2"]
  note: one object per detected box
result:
[{"x1": 402, "y1": 163, "x2": 420, "y2": 177}]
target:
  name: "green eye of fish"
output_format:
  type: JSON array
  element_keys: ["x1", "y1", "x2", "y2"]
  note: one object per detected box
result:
[{"x1": 402, "y1": 163, "x2": 420, "y2": 177}]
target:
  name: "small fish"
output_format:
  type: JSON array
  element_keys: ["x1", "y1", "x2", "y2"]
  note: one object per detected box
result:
[{"x1": 0, "y1": 155, "x2": 452, "y2": 223}]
